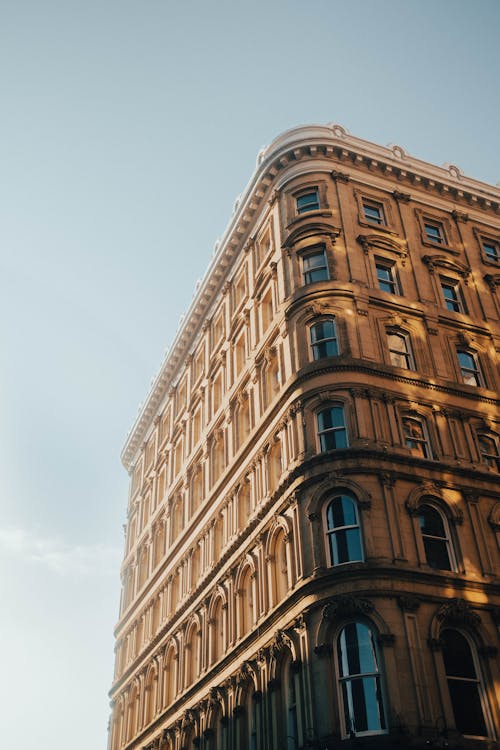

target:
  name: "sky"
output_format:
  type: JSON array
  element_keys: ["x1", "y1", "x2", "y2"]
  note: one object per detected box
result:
[{"x1": 0, "y1": 1, "x2": 499, "y2": 748}]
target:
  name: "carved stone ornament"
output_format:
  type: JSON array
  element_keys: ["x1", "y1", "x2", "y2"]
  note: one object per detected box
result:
[
  {"x1": 393, "y1": 190, "x2": 411, "y2": 203},
  {"x1": 330, "y1": 169, "x2": 350, "y2": 182},
  {"x1": 314, "y1": 642, "x2": 333, "y2": 657},
  {"x1": 322, "y1": 595, "x2": 374, "y2": 621},
  {"x1": 397, "y1": 594, "x2": 421, "y2": 612},
  {"x1": 436, "y1": 598, "x2": 481, "y2": 627}
]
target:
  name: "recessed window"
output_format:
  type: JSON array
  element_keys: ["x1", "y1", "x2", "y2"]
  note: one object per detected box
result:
[
  {"x1": 317, "y1": 406, "x2": 348, "y2": 451},
  {"x1": 325, "y1": 495, "x2": 363, "y2": 565},
  {"x1": 417, "y1": 504, "x2": 454, "y2": 570},
  {"x1": 441, "y1": 280, "x2": 464, "y2": 313},
  {"x1": 310, "y1": 318, "x2": 338, "y2": 359},
  {"x1": 376, "y1": 262, "x2": 399, "y2": 294},
  {"x1": 424, "y1": 221, "x2": 445, "y2": 244},
  {"x1": 387, "y1": 332, "x2": 414, "y2": 369},
  {"x1": 403, "y1": 416, "x2": 431, "y2": 458},
  {"x1": 457, "y1": 351, "x2": 483, "y2": 387},
  {"x1": 302, "y1": 247, "x2": 329, "y2": 285},
  {"x1": 337, "y1": 622, "x2": 386, "y2": 736},
  {"x1": 482, "y1": 239, "x2": 499, "y2": 262},
  {"x1": 296, "y1": 189, "x2": 319, "y2": 214},
  {"x1": 441, "y1": 630, "x2": 489, "y2": 737},
  {"x1": 477, "y1": 434, "x2": 500, "y2": 472},
  {"x1": 362, "y1": 200, "x2": 385, "y2": 226}
]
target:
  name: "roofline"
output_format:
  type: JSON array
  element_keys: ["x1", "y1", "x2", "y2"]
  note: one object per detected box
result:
[{"x1": 120, "y1": 123, "x2": 500, "y2": 471}]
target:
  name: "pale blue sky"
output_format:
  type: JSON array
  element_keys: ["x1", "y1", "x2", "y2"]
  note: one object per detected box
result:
[{"x1": 1, "y1": 1, "x2": 498, "y2": 748}]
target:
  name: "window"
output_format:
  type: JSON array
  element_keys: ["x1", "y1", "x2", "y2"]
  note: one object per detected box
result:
[
  {"x1": 482, "y1": 239, "x2": 499, "y2": 262},
  {"x1": 376, "y1": 262, "x2": 399, "y2": 294},
  {"x1": 296, "y1": 188, "x2": 320, "y2": 214},
  {"x1": 387, "y1": 332, "x2": 414, "y2": 369},
  {"x1": 441, "y1": 280, "x2": 464, "y2": 312},
  {"x1": 282, "y1": 654, "x2": 299, "y2": 750},
  {"x1": 417, "y1": 504, "x2": 453, "y2": 570},
  {"x1": 310, "y1": 318, "x2": 338, "y2": 359},
  {"x1": 317, "y1": 406, "x2": 348, "y2": 451},
  {"x1": 424, "y1": 220, "x2": 446, "y2": 245},
  {"x1": 302, "y1": 247, "x2": 329, "y2": 284},
  {"x1": 477, "y1": 434, "x2": 500, "y2": 472},
  {"x1": 457, "y1": 351, "x2": 483, "y2": 387},
  {"x1": 337, "y1": 622, "x2": 386, "y2": 736},
  {"x1": 325, "y1": 495, "x2": 363, "y2": 565},
  {"x1": 403, "y1": 416, "x2": 431, "y2": 458},
  {"x1": 362, "y1": 200, "x2": 385, "y2": 226},
  {"x1": 441, "y1": 630, "x2": 489, "y2": 737}
]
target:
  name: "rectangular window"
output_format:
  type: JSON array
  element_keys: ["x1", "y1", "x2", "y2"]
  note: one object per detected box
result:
[
  {"x1": 362, "y1": 200, "x2": 385, "y2": 225},
  {"x1": 424, "y1": 221, "x2": 445, "y2": 244},
  {"x1": 403, "y1": 416, "x2": 431, "y2": 459},
  {"x1": 303, "y1": 247, "x2": 329, "y2": 285},
  {"x1": 387, "y1": 332, "x2": 414, "y2": 369},
  {"x1": 457, "y1": 351, "x2": 483, "y2": 387},
  {"x1": 376, "y1": 262, "x2": 399, "y2": 294},
  {"x1": 310, "y1": 318, "x2": 339, "y2": 359},
  {"x1": 296, "y1": 189, "x2": 319, "y2": 214},
  {"x1": 317, "y1": 406, "x2": 348, "y2": 451},
  {"x1": 441, "y1": 280, "x2": 464, "y2": 313},
  {"x1": 482, "y1": 239, "x2": 499, "y2": 262}
]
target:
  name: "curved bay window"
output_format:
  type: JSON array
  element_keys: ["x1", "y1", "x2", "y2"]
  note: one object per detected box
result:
[
  {"x1": 442, "y1": 630, "x2": 490, "y2": 737},
  {"x1": 325, "y1": 495, "x2": 363, "y2": 565},
  {"x1": 317, "y1": 406, "x2": 348, "y2": 451},
  {"x1": 310, "y1": 318, "x2": 339, "y2": 359},
  {"x1": 417, "y1": 504, "x2": 454, "y2": 571},
  {"x1": 337, "y1": 622, "x2": 386, "y2": 737}
]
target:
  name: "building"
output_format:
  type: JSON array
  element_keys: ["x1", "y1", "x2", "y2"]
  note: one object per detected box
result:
[{"x1": 108, "y1": 125, "x2": 500, "y2": 750}]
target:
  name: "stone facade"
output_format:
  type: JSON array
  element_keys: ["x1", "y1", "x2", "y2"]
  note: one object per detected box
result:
[{"x1": 109, "y1": 125, "x2": 500, "y2": 750}]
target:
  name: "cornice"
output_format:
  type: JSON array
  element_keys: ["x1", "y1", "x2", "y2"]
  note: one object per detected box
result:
[{"x1": 121, "y1": 124, "x2": 500, "y2": 471}]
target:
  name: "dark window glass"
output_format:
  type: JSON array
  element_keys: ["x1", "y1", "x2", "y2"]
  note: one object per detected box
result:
[
  {"x1": 482, "y1": 240, "x2": 499, "y2": 262},
  {"x1": 441, "y1": 282, "x2": 463, "y2": 312},
  {"x1": 310, "y1": 319, "x2": 338, "y2": 359},
  {"x1": 457, "y1": 351, "x2": 482, "y2": 386},
  {"x1": 442, "y1": 630, "x2": 488, "y2": 737},
  {"x1": 478, "y1": 434, "x2": 500, "y2": 472},
  {"x1": 376, "y1": 263, "x2": 399, "y2": 294},
  {"x1": 317, "y1": 407, "x2": 348, "y2": 451},
  {"x1": 403, "y1": 417, "x2": 431, "y2": 458},
  {"x1": 337, "y1": 623, "x2": 386, "y2": 735},
  {"x1": 417, "y1": 505, "x2": 452, "y2": 570},
  {"x1": 363, "y1": 202, "x2": 385, "y2": 225},
  {"x1": 296, "y1": 189, "x2": 319, "y2": 214},
  {"x1": 326, "y1": 495, "x2": 362, "y2": 565},
  {"x1": 303, "y1": 248, "x2": 329, "y2": 284},
  {"x1": 424, "y1": 222, "x2": 445, "y2": 244}
]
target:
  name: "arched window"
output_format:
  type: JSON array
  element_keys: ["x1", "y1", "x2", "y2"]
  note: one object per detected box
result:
[
  {"x1": 477, "y1": 433, "x2": 500, "y2": 472},
  {"x1": 337, "y1": 622, "x2": 386, "y2": 737},
  {"x1": 162, "y1": 646, "x2": 177, "y2": 709},
  {"x1": 310, "y1": 318, "x2": 338, "y2": 359},
  {"x1": 271, "y1": 529, "x2": 289, "y2": 605},
  {"x1": 239, "y1": 568, "x2": 254, "y2": 637},
  {"x1": 282, "y1": 653, "x2": 299, "y2": 750},
  {"x1": 317, "y1": 406, "x2": 348, "y2": 451},
  {"x1": 417, "y1": 504, "x2": 454, "y2": 571},
  {"x1": 211, "y1": 598, "x2": 225, "y2": 664},
  {"x1": 441, "y1": 630, "x2": 490, "y2": 737},
  {"x1": 325, "y1": 495, "x2": 363, "y2": 565}
]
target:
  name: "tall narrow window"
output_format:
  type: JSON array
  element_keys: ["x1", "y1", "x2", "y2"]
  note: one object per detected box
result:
[
  {"x1": 337, "y1": 622, "x2": 386, "y2": 736},
  {"x1": 283, "y1": 655, "x2": 299, "y2": 750},
  {"x1": 457, "y1": 351, "x2": 483, "y2": 387},
  {"x1": 376, "y1": 262, "x2": 399, "y2": 294},
  {"x1": 387, "y1": 332, "x2": 414, "y2": 369},
  {"x1": 317, "y1": 406, "x2": 348, "y2": 451},
  {"x1": 417, "y1": 504, "x2": 453, "y2": 570},
  {"x1": 441, "y1": 630, "x2": 489, "y2": 737},
  {"x1": 424, "y1": 220, "x2": 445, "y2": 244},
  {"x1": 325, "y1": 495, "x2": 363, "y2": 565},
  {"x1": 482, "y1": 239, "x2": 499, "y2": 262},
  {"x1": 310, "y1": 318, "x2": 338, "y2": 359},
  {"x1": 403, "y1": 416, "x2": 431, "y2": 458},
  {"x1": 296, "y1": 188, "x2": 319, "y2": 214},
  {"x1": 362, "y1": 200, "x2": 385, "y2": 225},
  {"x1": 302, "y1": 247, "x2": 329, "y2": 284},
  {"x1": 441, "y1": 280, "x2": 464, "y2": 312},
  {"x1": 477, "y1": 434, "x2": 500, "y2": 472}
]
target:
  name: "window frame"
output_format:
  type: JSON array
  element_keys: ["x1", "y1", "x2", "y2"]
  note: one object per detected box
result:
[
  {"x1": 477, "y1": 433, "x2": 500, "y2": 472},
  {"x1": 416, "y1": 503, "x2": 456, "y2": 571},
  {"x1": 309, "y1": 317, "x2": 339, "y2": 360},
  {"x1": 362, "y1": 199, "x2": 386, "y2": 226},
  {"x1": 387, "y1": 330, "x2": 414, "y2": 370},
  {"x1": 440, "y1": 278, "x2": 465, "y2": 313},
  {"x1": 302, "y1": 245, "x2": 330, "y2": 285},
  {"x1": 375, "y1": 260, "x2": 400, "y2": 295},
  {"x1": 335, "y1": 621, "x2": 387, "y2": 738},
  {"x1": 481, "y1": 238, "x2": 499, "y2": 263},
  {"x1": 323, "y1": 494, "x2": 364, "y2": 567},
  {"x1": 316, "y1": 405, "x2": 349, "y2": 452},
  {"x1": 456, "y1": 350, "x2": 484, "y2": 387},
  {"x1": 423, "y1": 219, "x2": 446, "y2": 245},
  {"x1": 296, "y1": 187, "x2": 320, "y2": 214},
  {"x1": 355, "y1": 190, "x2": 396, "y2": 233},
  {"x1": 402, "y1": 414, "x2": 433, "y2": 459}
]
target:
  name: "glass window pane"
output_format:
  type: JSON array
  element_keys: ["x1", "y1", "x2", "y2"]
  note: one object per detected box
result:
[
  {"x1": 447, "y1": 682, "x2": 487, "y2": 737},
  {"x1": 327, "y1": 497, "x2": 356, "y2": 528},
  {"x1": 341, "y1": 677, "x2": 386, "y2": 734},
  {"x1": 304, "y1": 252, "x2": 326, "y2": 270},
  {"x1": 418, "y1": 506, "x2": 446, "y2": 537},
  {"x1": 329, "y1": 528, "x2": 362, "y2": 565},
  {"x1": 422, "y1": 537, "x2": 452, "y2": 570},
  {"x1": 442, "y1": 631, "x2": 477, "y2": 678},
  {"x1": 297, "y1": 190, "x2": 319, "y2": 213}
]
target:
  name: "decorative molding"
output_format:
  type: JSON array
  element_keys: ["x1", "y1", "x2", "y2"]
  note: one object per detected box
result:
[{"x1": 436, "y1": 598, "x2": 481, "y2": 627}]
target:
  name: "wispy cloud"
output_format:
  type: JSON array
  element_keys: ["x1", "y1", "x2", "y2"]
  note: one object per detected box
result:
[{"x1": 0, "y1": 527, "x2": 121, "y2": 576}]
